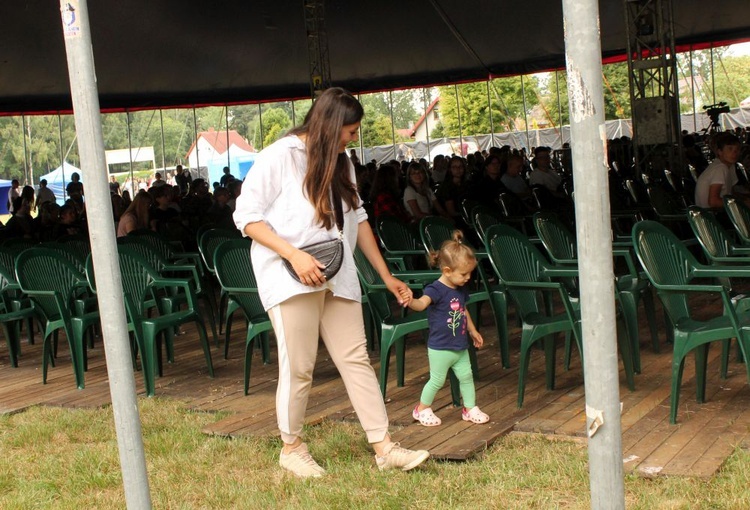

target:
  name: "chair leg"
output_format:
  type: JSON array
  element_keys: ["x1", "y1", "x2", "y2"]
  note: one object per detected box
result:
[
  {"x1": 695, "y1": 343, "x2": 710, "y2": 404},
  {"x1": 616, "y1": 316, "x2": 636, "y2": 391},
  {"x1": 194, "y1": 319, "x2": 215, "y2": 378},
  {"x1": 720, "y1": 339, "x2": 731, "y2": 379},
  {"x1": 669, "y1": 350, "x2": 687, "y2": 424},
  {"x1": 517, "y1": 335, "x2": 533, "y2": 408},
  {"x1": 1, "y1": 322, "x2": 20, "y2": 368},
  {"x1": 544, "y1": 335, "x2": 557, "y2": 391},
  {"x1": 641, "y1": 287, "x2": 660, "y2": 355},
  {"x1": 243, "y1": 335, "x2": 255, "y2": 395},
  {"x1": 223, "y1": 311, "x2": 234, "y2": 360}
]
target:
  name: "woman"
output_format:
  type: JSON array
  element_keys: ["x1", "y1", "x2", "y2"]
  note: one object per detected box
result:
[
  {"x1": 403, "y1": 162, "x2": 448, "y2": 221},
  {"x1": 116, "y1": 190, "x2": 152, "y2": 237},
  {"x1": 436, "y1": 156, "x2": 470, "y2": 220},
  {"x1": 369, "y1": 163, "x2": 411, "y2": 224},
  {"x1": 233, "y1": 87, "x2": 429, "y2": 478}
]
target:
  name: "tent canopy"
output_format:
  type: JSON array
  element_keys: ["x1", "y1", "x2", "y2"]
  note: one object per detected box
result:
[{"x1": 2, "y1": 0, "x2": 749, "y2": 115}]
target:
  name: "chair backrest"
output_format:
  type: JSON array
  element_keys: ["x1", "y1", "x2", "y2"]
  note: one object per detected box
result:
[
  {"x1": 15, "y1": 247, "x2": 86, "y2": 320},
  {"x1": 353, "y1": 248, "x2": 394, "y2": 323},
  {"x1": 687, "y1": 206, "x2": 734, "y2": 260},
  {"x1": 460, "y1": 198, "x2": 479, "y2": 228},
  {"x1": 533, "y1": 211, "x2": 577, "y2": 263},
  {"x1": 377, "y1": 216, "x2": 421, "y2": 252},
  {"x1": 724, "y1": 195, "x2": 750, "y2": 244},
  {"x1": 116, "y1": 245, "x2": 163, "y2": 318},
  {"x1": 213, "y1": 238, "x2": 266, "y2": 319},
  {"x1": 198, "y1": 227, "x2": 242, "y2": 272},
  {"x1": 646, "y1": 183, "x2": 687, "y2": 216},
  {"x1": 484, "y1": 223, "x2": 550, "y2": 318},
  {"x1": 42, "y1": 241, "x2": 88, "y2": 274},
  {"x1": 632, "y1": 220, "x2": 696, "y2": 320},
  {"x1": 117, "y1": 236, "x2": 169, "y2": 272},
  {"x1": 128, "y1": 229, "x2": 177, "y2": 259},
  {"x1": 471, "y1": 205, "x2": 501, "y2": 244},
  {"x1": 419, "y1": 216, "x2": 458, "y2": 254}
]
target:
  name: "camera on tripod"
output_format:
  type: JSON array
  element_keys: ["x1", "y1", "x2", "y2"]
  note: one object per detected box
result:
[{"x1": 703, "y1": 101, "x2": 730, "y2": 121}]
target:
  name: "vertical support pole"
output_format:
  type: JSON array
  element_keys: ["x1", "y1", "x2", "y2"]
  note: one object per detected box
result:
[
  {"x1": 58, "y1": 2, "x2": 152, "y2": 508},
  {"x1": 487, "y1": 79, "x2": 495, "y2": 145},
  {"x1": 258, "y1": 103, "x2": 264, "y2": 151},
  {"x1": 689, "y1": 50, "x2": 697, "y2": 132},
  {"x1": 423, "y1": 88, "x2": 432, "y2": 162},
  {"x1": 389, "y1": 91, "x2": 397, "y2": 160},
  {"x1": 58, "y1": 113, "x2": 68, "y2": 198},
  {"x1": 126, "y1": 110, "x2": 134, "y2": 186},
  {"x1": 562, "y1": 0, "x2": 625, "y2": 508},
  {"x1": 225, "y1": 105, "x2": 231, "y2": 172},
  {"x1": 193, "y1": 106, "x2": 200, "y2": 177},
  {"x1": 455, "y1": 84, "x2": 464, "y2": 156},
  {"x1": 521, "y1": 75, "x2": 531, "y2": 151},
  {"x1": 159, "y1": 109, "x2": 166, "y2": 171},
  {"x1": 555, "y1": 71, "x2": 565, "y2": 145},
  {"x1": 21, "y1": 115, "x2": 30, "y2": 184}
]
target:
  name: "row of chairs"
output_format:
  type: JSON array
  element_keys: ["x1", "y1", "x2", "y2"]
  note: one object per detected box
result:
[{"x1": 374, "y1": 196, "x2": 750, "y2": 424}]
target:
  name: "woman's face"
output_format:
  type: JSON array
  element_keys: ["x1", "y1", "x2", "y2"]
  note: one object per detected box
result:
[
  {"x1": 507, "y1": 159, "x2": 522, "y2": 176},
  {"x1": 485, "y1": 158, "x2": 501, "y2": 179},
  {"x1": 409, "y1": 167, "x2": 425, "y2": 185},
  {"x1": 449, "y1": 160, "x2": 465, "y2": 178},
  {"x1": 339, "y1": 122, "x2": 360, "y2": 153}
]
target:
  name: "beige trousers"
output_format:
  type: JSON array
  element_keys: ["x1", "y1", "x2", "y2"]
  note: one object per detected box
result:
[{"x1": 268, "y1": 290, "x2": 389, "y2": 444}]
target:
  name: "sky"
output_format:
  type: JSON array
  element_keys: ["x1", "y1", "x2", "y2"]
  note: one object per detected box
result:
[{"x1": 726, "y1": 41, "x2": 750, "y2": 56}]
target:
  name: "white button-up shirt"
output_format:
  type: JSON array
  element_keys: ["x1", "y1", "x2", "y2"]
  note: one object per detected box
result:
[{"x1": 233, "y1": 135, "x2": 367, "y2": 311}]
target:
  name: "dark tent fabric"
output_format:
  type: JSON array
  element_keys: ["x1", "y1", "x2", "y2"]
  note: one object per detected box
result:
[{"x1": 2, "y1": 1, "x2": 750, "y2": 115}]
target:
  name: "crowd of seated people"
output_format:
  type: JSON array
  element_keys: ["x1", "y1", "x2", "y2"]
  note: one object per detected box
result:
[
  {"x1": 358, "y1": 144, "x2": 574, "y2": 241},
  {"x1": 0, "y1": 169, "x2": 244, "y2": 250}
]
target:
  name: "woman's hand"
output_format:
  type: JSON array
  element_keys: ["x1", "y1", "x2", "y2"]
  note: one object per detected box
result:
[
  {"x1": 287, "y1": 249, "x2": 327, "y2": 287},
  {"x1": 384, "y1": 275, "x2": 412, "y2": 307}
]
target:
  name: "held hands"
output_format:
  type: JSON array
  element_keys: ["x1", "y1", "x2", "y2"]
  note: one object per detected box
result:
[
  {"x1": 469, "y1": 328, "x2": 484, "y2": 348},
  {"x1": 288, "y1": 249, "x2": 327, "y2": 287},
  {"x1": 384, "y1": 275, "x2": 412, "y2": 307}
]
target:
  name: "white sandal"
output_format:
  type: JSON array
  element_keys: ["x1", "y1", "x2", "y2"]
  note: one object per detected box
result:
[
  {"x1": 462, "y1": 406, "x2": 490, "y2": 424},
  {"x1": 413, "y1": 406, "x2": 442, "y2": 427}
]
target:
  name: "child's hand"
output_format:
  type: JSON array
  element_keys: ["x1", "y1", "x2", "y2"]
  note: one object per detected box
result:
[{"x1": 469, "y1": 329, "x2": 484, "y2": 348}]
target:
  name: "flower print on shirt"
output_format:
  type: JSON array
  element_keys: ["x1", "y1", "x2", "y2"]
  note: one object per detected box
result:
[{"x1": 445, "y1": 297, "x2": 466, "y2": 336}]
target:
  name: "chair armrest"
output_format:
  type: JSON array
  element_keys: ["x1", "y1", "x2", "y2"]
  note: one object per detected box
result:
[
  {"x1": 541, "y1": 266, "x2": 579, "y2": 278},
  {"x1": 692, "y1": 266, "x2": 750, "y2": 279}
]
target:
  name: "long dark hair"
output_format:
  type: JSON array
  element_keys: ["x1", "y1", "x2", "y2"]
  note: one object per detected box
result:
[{"x1": 289, "y1": 87, "x2": 363, "y2": 229}]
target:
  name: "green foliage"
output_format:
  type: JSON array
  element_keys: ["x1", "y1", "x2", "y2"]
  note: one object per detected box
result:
[
  {"x1": 260, "y1": 107, "x2": 292, "y2": 147},
  {"x1": 712, "y1": 55, "x2": 750, "y2": 108},
  {"x1": 601, "y1": 62, "x2": 632, "y2": 119}
]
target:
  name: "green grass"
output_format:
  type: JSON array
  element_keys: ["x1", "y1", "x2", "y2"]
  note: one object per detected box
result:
[{"x1": 0, "y1": 399, "x2": 747, "y2": 509}]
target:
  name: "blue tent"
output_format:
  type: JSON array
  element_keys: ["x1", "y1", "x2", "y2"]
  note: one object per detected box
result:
[
  {"x1": 40, "y1": 163, "x2": 82, "y2": 205},
  {"x1": 0, "y1": 179, "x2": 13, "y2": 215}
]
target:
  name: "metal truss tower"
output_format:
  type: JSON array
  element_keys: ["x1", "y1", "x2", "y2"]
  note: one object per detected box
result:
[
  {"x1": 303, "y1": 0, "x2": 331, "y2": 99},
  {"x1": 623, "y1": 0, "x2": 683, "y2": 178}
]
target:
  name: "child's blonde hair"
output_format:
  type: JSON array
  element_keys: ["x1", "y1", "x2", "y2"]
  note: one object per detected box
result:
[{"x1": 428, "y1": 230, "x2": 476, "y2": 270}]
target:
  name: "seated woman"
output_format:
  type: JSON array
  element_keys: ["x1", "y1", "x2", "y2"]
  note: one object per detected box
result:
[
  {"x1": 403, "y1": 162, "x2": 448, "y2": 221},
  {"x1": 117, "y1": 190, "x2": 152, "y2": 237},
  {"x1": 467, "y1": 153, "x2": 507, "y2": 212},
  {"x1": 369, "y1": 163, "x2": 412, "y2": 224},
  {"x1": 436, "y1": 156, "x2": 472, "y2": 229}
]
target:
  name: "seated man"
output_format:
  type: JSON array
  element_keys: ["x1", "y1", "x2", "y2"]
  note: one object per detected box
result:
[
  {"x1": 695, "y1": 131, "x2": 749, "y2": 209},
  {"x1": 528, "y1": 147, "x2": 563, "y2": 194}
]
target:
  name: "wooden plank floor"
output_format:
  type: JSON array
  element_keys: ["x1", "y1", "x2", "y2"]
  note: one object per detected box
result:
[{"x1": 1, "y1": 296, "x2": 749, "y2": 478}]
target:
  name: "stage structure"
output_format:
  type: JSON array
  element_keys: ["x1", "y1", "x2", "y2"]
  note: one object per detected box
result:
[
  {"x1": 304, "y1": 0, "x2": 331, "y2": 98},
  {"x1": 624, "y1": 0, "x2": 684, "y2": 178}
]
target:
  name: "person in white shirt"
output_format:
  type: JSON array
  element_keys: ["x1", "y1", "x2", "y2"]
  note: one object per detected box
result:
[
  {"x1": 528, "y1": 146, "x2": 563, "y2": 193},
  {"x1": 695, "y1": 132, "x2": 749, "y2": 209},
  {"x1": 233, "y1": 87, "x2": 429, "y2": 479},
  {"x1": 35, "y1": 179, "x2": 56, "y2": 211},
  {"x1": 6, "y1": 179, "x2": 20, "y2": 214}
]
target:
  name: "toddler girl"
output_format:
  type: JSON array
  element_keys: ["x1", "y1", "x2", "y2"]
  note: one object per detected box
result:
[{"x1": 407, "y1": 231, "x2": 490, "y2": 426}]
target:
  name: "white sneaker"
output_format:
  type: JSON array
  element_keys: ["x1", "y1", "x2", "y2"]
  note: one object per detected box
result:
[
  {"x1": 279, "y1": 443, "x2": 326, "y2": 478},
  {"x1": 375, "y1": 442, "x2": 429, "y2": 471}
]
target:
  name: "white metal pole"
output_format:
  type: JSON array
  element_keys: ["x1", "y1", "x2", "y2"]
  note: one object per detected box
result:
[
  {"x1": 58, "y1": 2, "x2": 152, "y2": 508},
  {"x1": 562, "y1": 0, "x2": 625, "y2": 508}
]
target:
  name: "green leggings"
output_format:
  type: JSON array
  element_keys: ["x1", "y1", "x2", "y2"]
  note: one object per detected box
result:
[{"x1": 420, "y1": 348, "x2": 475, "y2": 408}]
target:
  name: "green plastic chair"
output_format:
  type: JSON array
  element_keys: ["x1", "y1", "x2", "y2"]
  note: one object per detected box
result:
[
  {"x1": 197, "y1": 227, "x2": 243, "y2": 335},
  {"x1": 15, "y1": 248, "x2": 100, "y2": 389},
  {"x1": 212, "y1": 238, "x2": 273, "y2": 394},
  {"x1": 0, "y1": 245, "x2": 36, "y2": 347},
  {"x1": 115, "y1": 246, "x2": 214, "y2": 396},
  {"x1": 533, "y1": 211, "x2": 659, "y2": 372},
  {"x1": 353, "y1": 248, "x2": 433, "y2": 400},
  {"x1": 632, "y1": 220, "x2": 750, "y2": 424},
  {"x1": 376, "y1": 216, "x2": 425, "y2": 271},
  {"x1": 723, "y1": 195, "x2": 750, "y2": 246},
  {"x1": 119, "y1": 235, "x2": 219, "y2": 348},
  {"x1": 484, "y1": 223, "x2": 620, "y2": 408},
  {"x1": 418, "y1": 216, "x2": 510, "y2": 369},
  {"x1": 687, "y1": 206, "x2": 750, "y2": 263}
]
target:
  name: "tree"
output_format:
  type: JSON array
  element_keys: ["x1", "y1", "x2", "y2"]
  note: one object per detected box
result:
[
  {"x1": 260, "y1": 107, "x2": 292, "y2": 147},
  {"x1": 712, "y1": 55, "x2": 750, "y2": 108}
]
